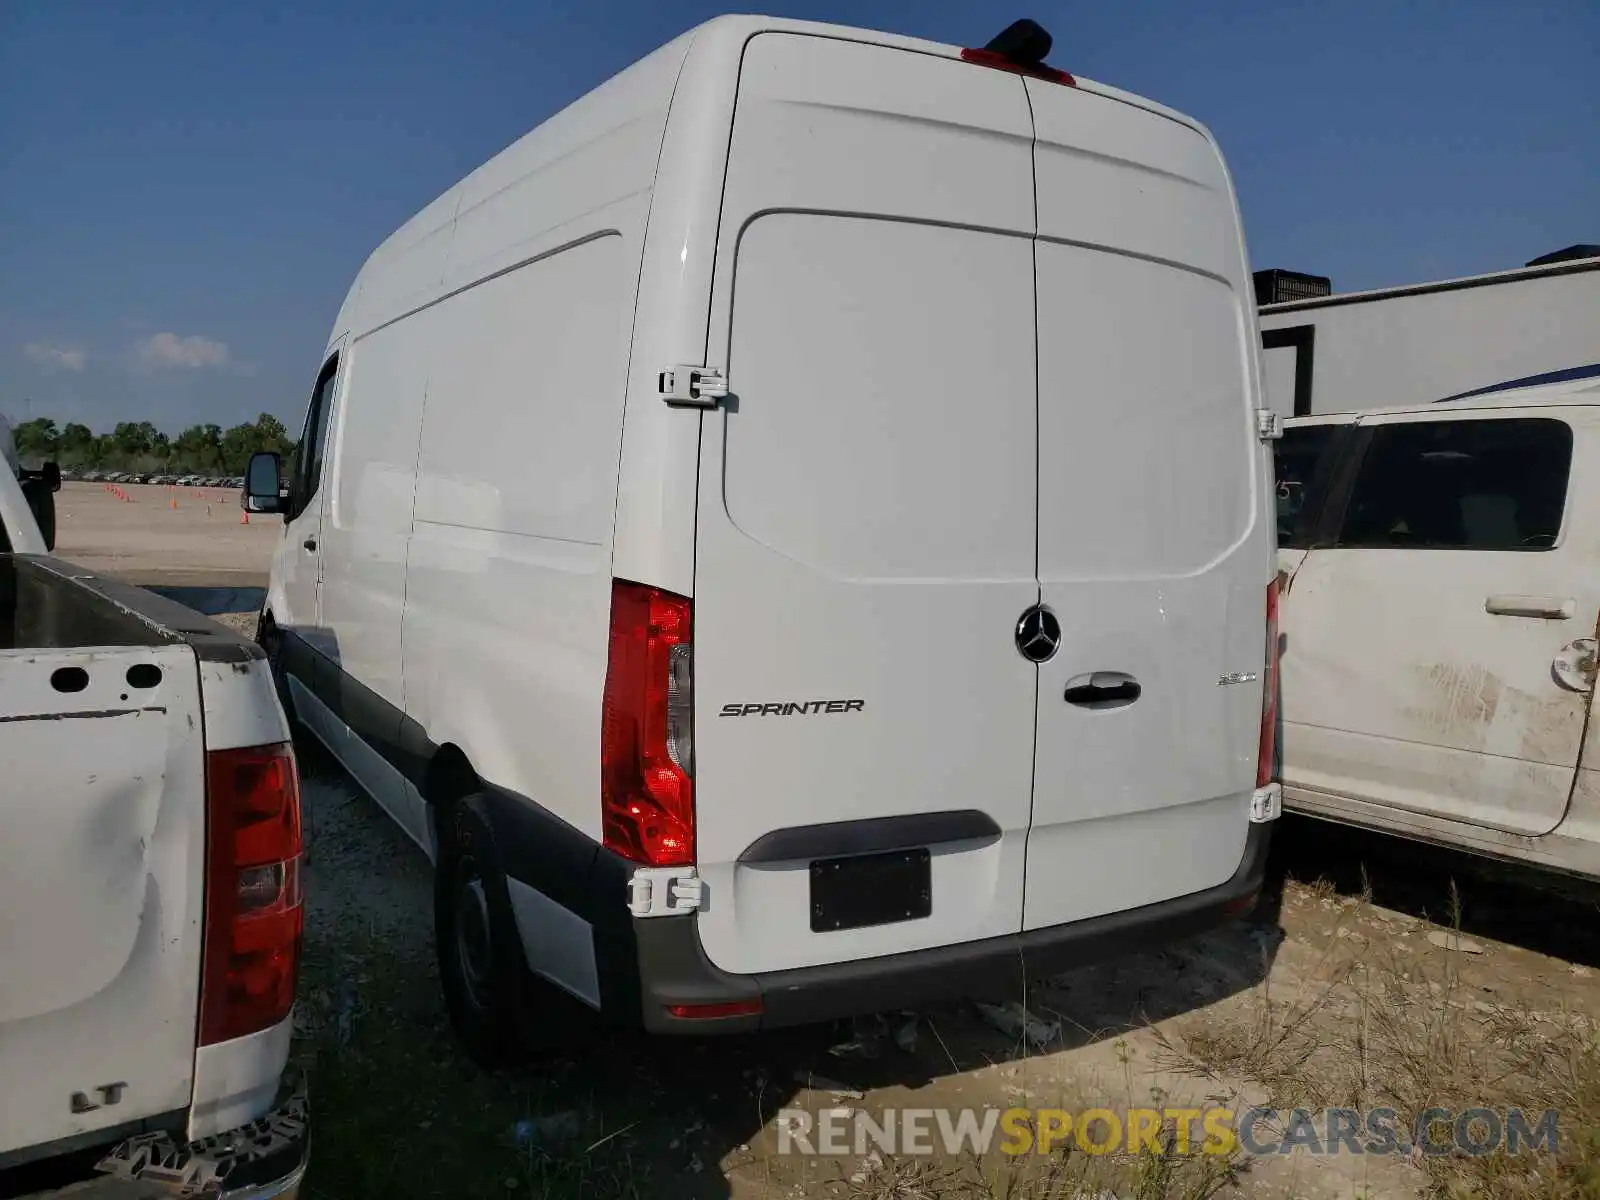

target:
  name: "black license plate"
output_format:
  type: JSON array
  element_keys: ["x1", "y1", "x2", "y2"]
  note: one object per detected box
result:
[{"x1": 810, "y1": 848, "x2": 931, "y2": 933}]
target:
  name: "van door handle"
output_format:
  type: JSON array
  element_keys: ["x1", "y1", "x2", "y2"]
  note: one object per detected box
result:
[
  {"x1": 303, "y1": 538, "x2": 318, "y2": 552},
  {"x1": 1485, "y1": 595, "x2": 1574, "y2": 619},
  {"x1": 1063, "y1": 671, "x2": 1141, "y2": 710}
]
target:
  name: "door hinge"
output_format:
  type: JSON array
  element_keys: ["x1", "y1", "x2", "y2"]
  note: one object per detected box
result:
[
  {"x1": 1250, "y1": 782, "x2": 1283, "y2": 823},
  {"x1": 1257, "y1": 409, "x2": 1283, "y2": 441},
  {"x1": 628, "y1": 867, "x2": 703, "y2": 918},
  {"x1": 658, "y1": 365, "x2": 727, "y2": 408}
]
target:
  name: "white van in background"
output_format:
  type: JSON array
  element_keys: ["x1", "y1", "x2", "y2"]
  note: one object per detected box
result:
[
  {"x1": 1274, "y1": 372, "x2": 1600, "y2": 881},
  {"x1": 248, "y1": 15, "x2": 1280, "y2": 1062}
]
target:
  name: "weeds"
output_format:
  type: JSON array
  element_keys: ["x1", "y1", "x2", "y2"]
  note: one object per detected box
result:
[
  {"x1": 1157, "y1": 877, "x2": 1600, "y2": 1200},
  {"x1": 838, "y1": 1124, "x2": 1243, "y2": 1200}
]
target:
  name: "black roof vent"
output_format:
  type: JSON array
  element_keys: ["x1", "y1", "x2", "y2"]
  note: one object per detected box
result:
[
  {"x1": 1526, "y1": 244, "x2": 1600, "y2": 268},
  {"x1": 1253, "y1": 268, "x2": 1333, "y2": 307}
]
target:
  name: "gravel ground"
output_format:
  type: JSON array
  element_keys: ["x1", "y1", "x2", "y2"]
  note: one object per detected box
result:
[
  {"x1": 210, "y1": 610, "x2": 260, "y2": 637},
  {"x1": 301, "y1": 769, "x2": 433, "y2": 950},
  {"x1": 290, "y1": 755, "x2": 1600, "y2": 1199}
]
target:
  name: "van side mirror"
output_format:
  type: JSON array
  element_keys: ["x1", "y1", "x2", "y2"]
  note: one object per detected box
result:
[
  {"x1": 41, "y1": 462, "x2": 61, "y2": 493},
  {"x1": 244, "y1": 452, "x2": 287, "y2": 515}
]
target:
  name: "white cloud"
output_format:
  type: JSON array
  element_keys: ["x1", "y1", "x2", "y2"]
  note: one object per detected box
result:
[
  {"x1": 23, "y1": 342, "x2": 87, "y2": 372},
  {"x1": 138, "y1": 331, "x2": 231, "y2": 370}
]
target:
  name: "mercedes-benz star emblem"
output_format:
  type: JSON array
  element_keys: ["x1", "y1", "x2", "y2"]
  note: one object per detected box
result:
[{"x1": 1014, "y1": 605, "x2": 1061, "y2": 664}]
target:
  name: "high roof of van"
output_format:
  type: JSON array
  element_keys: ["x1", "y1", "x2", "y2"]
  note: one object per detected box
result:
[{"x1": 329, "y1": 14, "x2": 1216, "y2": 349}]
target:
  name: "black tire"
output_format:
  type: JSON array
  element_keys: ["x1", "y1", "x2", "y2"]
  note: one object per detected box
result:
[{"x1": 435, "y1": 794, "x2": 601, "y2": 1067}]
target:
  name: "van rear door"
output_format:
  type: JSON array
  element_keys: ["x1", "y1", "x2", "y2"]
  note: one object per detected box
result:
[
  {"x1": 1023, "y1": 80, "x2": 1268, "y2": 929},
  {"x1": 691, "y1": 33, "x2": 1039, "y2": 975}
]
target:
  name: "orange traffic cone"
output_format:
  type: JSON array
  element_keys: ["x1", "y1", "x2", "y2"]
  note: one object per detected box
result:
[
  {"x1": 170, "y1": 495, "x2": 178, "y2": 510},
  {"x1": 240, "y1": 509, "x2": 249, "y2": 525}
]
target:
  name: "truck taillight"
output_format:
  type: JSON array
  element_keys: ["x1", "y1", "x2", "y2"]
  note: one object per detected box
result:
[
  {"x1": 200, "y1": 743, "x2": 303, "y2": 1046},
  {"x1": 1258, "y1": 580, "x2": 1280, "y2": 789},
  {"x1": 602, "y1": 580, "x2": 694, "y2": 867}
]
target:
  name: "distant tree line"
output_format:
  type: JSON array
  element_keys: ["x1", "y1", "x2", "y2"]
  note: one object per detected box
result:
[{"x1": 7, "y1": 414, "x2": 297, "y2": 475}]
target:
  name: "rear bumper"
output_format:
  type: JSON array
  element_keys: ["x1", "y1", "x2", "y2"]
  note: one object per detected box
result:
[
  {"x1": 624, "y1": 821, "x2": 1273, "y2": 1034},
  {"x1": 77, "y1": 1078, "x2": 309, "y2": 1200}
]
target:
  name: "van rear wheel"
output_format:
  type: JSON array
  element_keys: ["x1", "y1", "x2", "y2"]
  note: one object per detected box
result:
[{"x1": 434, "y1": 794, "x2": 593, "y2": 1067}]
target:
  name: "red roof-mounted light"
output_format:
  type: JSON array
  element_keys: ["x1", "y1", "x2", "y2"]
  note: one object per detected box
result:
[{"x1": 962, "y1": 19, "x2": 1076, "y2": 86}]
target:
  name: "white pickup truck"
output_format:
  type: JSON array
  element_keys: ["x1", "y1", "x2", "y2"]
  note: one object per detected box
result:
[{"x1": 0, "y1": 435, "x2": 309, "y2": 1195}]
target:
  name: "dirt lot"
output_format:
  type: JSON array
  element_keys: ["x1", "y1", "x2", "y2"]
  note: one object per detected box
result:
[
  {"x1": 48, "y1": 479, "x2": 1600, "y2": 1199},
  {"x1": 51, "y1": 480, "x2": 279, "y2": 585},
  {"x1": 291, "y1": 769, "x2": 1599, "y2": 1200}
]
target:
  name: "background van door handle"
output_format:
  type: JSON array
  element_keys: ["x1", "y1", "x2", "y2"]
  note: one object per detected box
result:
[
  {"x1": 303, "y1": 537, "x2": 318, "y2": 552},
  {"x1": 1485, "y1": 595, "x2": 1574, "y2": 620}
]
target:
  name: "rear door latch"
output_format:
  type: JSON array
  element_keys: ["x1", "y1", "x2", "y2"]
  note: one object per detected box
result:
[
  {"x1": 658, "y1": 365, "x2": 728, "y2": 408},
  {"x1": 1257, "y1": 409, "x2": 1283, "y2": 441},
  {"x1": 628, "y1": 867, "x2": 703, "y2": 917}
]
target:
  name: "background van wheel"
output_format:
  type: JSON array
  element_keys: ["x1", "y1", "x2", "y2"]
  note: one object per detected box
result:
[{"x1": 435, "y1": 794, "x2": 594, "y2": 1067}]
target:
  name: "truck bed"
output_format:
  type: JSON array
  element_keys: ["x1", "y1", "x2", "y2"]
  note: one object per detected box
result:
[{"x1": 0, "y1": 555, "x2": 261, "y2": 661}]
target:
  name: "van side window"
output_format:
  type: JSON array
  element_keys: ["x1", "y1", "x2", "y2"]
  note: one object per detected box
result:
[
  {"x1": 1336, "y1": 418, "x2": 1572, "y2": 551},
  {"x1": 290, "y1": 356, "x2": 339, "y2": 520},
  {"x1": 1273, "y1": 425, "x2": 1338, "y2": 548}
]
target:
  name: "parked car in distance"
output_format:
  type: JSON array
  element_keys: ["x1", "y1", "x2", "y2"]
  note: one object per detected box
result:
[
  {"x1": 1274, "y1": 369, "x2": 1600, "y2": 881},
  {"x1": 250, "y1": 14, "x2": 1281, "y2": 1064}
]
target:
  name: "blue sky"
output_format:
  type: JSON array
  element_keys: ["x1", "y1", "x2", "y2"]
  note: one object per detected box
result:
[{"x1": 2, "y1": 0, "x2": 1594, "y2": 433}]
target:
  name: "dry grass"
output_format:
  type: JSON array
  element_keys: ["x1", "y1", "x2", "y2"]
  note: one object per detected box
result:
[
  {"x1": 1155, "y1": 881, "x2": 1600, "y2": 1199},
  {"x1": 836, "y1": 1130, "x2": 1243, "y2": 1200}
]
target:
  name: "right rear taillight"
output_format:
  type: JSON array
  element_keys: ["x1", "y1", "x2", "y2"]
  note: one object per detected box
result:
[
  {"x1": 200, "y1": 743, "x2": 303, "y2": 1046},
  {"x1": 602, "y1": 580, "x2": 695, "y2": 867},
  {"x1": 1257, "y1": 579, "x2": 1281, "y2": 789}
]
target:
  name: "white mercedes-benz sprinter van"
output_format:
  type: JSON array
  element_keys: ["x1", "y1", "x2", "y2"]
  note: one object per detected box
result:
[{"x1": 249, "y1": 15, "x2": 1280, "y2": 1062}]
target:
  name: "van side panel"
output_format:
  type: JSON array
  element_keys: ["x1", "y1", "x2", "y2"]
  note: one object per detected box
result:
[
  {"x1": 331, "y1": 31, "x2": 691, "y2": 343},
  {"x1": 304, "y1": 34, "x2": 689, "y2": 864},
  {"x1": 1280, "y1": 407, "x2": 1600, "y2": 838},
  {"x1": 320, "y1": 321, "x2": 429, "y2": 713},
  {"x1": 403, "y1": 224, "x2": 638, "y2": 840}
]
